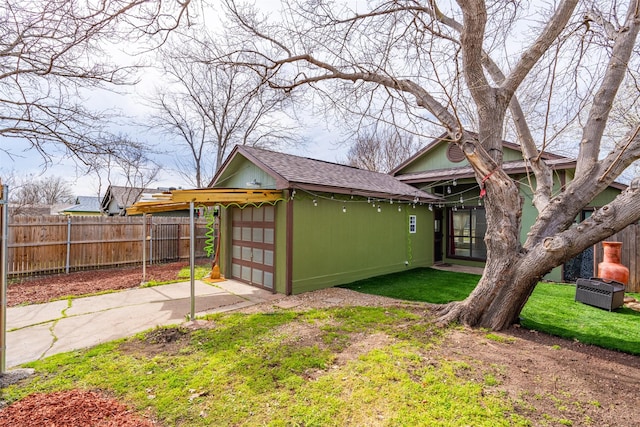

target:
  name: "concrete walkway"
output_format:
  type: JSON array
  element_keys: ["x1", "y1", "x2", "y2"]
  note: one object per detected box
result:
[{"x1": 6, "y1": 280, "x2": 283, "y2": 369}]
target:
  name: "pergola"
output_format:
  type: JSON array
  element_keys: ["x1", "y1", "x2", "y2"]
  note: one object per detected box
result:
[
  {"x1": 126, "y1": 188, "x2": 286, "y2": 320},
  {"x1": 126, "y1": 188, "x2": 285, "y2": 215}
]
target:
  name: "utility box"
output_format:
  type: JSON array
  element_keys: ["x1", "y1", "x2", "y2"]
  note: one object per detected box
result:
[{"x1": 575, "y1": 278, "x2": 625, "y2": 311}]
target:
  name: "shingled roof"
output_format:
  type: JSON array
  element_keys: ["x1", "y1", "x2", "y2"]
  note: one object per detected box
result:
[
  {"x1": 101, "y1": 185, "x2": 161, "y2": 215},
  {"x1": 213, "y1": 146, "x2": 440, "y2": 202}
]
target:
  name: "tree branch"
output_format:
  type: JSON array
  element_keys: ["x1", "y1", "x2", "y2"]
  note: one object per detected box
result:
[
  {"x1": 576, "y1": 0, "x2": 640, "y2": 175},
  {"x1": 500, "y1": 0, "x2": 578, "y2": 99}
]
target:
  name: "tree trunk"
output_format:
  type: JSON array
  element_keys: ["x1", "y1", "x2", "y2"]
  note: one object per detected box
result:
[
  {"x1": 437, "y1": 131, "x2": 552, "y2": 330},
  {"x1": 435, "y1": 172, "x2": 535, "y2": 330}
]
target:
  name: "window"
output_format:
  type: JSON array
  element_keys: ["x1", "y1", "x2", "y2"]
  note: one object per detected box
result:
[
  {"x1": 409, "y1": 215, "x2": 417, "y2": 233},
  {"x1": 448, "y1": 208, "x2": 487, "y2": 260}
]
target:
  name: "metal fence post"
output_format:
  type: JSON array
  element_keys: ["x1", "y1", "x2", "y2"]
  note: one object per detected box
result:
[
  {"x1": 65, "y1": 216, "x2": 71, "y2": 274},
  {"x1": 189, "y1": 202, "x2": 195, "y2": 321},
  {"x1": 142, "y1": 214, "x2": 147, "y2": 284},
  {"x1": 149, "y1": 216, "x2": 154, "y2": 265},
  {"x1": 1, "y1": 184, "x2": 9, "y2": 373}
]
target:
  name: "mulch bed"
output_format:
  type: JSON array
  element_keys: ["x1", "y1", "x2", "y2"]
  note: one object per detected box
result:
[
  {"x1": 7, "y1": 262, "x2": 191, "y2": 306},
  {"x1": 0, "y1": 390, "x2": 156, "y2": 426}
]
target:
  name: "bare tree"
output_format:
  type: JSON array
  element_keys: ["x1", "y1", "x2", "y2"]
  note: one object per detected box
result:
[
  {"x1": 88, "y1": 135, "x2": 160, "y2": 193},
  {"x1": 0, "y1": 0, "x2": 191, "y2": 166},
  {"x1": 147, "y1": 25, "x2": 300, "y2": 187},
  {"x1": 3, "y1": 172, "x2": 74, "y2": 214},
  {"x1": 221, "y1": 0, "x2": 640, "y2": 330},
  {"x1": 345, "y1": 128, "x2": 419, "y2": 173}
]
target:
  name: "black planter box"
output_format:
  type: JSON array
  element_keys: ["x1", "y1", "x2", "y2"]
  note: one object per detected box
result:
[{"x1": 575, "y1": 278, "x2": 625, "y2": 311}]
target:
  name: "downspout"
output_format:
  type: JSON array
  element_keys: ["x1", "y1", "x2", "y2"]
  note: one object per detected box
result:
[{"x1": 286, "y1": 189, "x2": 294, "y2": 295}]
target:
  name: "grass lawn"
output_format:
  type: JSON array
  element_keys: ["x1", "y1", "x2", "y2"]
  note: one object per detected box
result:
[
  {"x1": 4, "y1": 308, "x2": 534, "y2": 426},
  {"x1": 341, "y1": 267, "x2": 640, "y2": 355}
]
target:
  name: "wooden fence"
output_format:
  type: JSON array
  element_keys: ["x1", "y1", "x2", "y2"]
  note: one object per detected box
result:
[
  {"x1": 6, "y1": 215, "x2": 211, "y2": 277},
  {"x1": 593, "y1": 223, "x2": 640, "y2": 293}
]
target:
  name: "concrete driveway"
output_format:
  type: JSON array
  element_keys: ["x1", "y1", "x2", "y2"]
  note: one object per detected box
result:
[{"x1": 6, "y1": 279, "x2": 283, "y2": 369}]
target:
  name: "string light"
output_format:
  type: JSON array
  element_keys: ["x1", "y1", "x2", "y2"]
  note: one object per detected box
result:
[
  {"x1": 313, "y1": 199, "x2": 318, "y2": 206},
  {"x1": 453, "y1": 179, "x2": 457, "y2": 186},
  {"x1": 398, "y1": 206, "x2": 402, "y2": 212},
  {"x1": 428, "y1": 204, "x2": 433, "y2": 211},
  {"x1": 342, "y1": 206, "x2": 347, "y2": 213},
  {"x1": 377, "y1": 206, "x2": 382, "y2": 213}
]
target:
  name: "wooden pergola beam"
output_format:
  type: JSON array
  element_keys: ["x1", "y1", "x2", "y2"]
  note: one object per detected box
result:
[{"x1": 126, "y1": 189, "x2": 285, "y2": 215}]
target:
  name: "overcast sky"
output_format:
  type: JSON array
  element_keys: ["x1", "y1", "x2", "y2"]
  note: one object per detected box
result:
[{"x1": 0, "y1": 0, "x2": 355, "y2": 198}]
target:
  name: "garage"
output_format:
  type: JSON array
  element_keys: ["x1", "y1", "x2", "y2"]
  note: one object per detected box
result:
[{"x1": 231, "y1": 205, "x2": 276, "y2": 290}]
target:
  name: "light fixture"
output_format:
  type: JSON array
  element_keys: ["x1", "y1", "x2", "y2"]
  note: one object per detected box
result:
[
  {"x1": 377, "y1": 206, "x2": 382, "y2": 213},
  {"x1": 313, "y1": 199, "x2": 318, "y2": 206},
  {"x1": 428, "y1": 204, "x2": 433, "y2": 211},
  {"x1": 453, "y1": 179, "x2": 457, "y2": 186},
  {"x1": 342, "y1": 206, "x2": 347, "y2": 213},
  {"x1": 447, "y1": 186, "x2": 452, "y2": 194},
  {"x1": 398, "y1": 206, "x2": 402, "y2": 212},
  {"x1": 460, "y1": 196, "x2": 464, "y2": 204},
  {"x1": 246, "y1": 179, "x2": 261, "y2": 188}
]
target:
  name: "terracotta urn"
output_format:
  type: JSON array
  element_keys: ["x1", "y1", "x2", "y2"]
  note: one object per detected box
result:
[{"x1": 597, "y1": 241, "x2": 629, "y2": 285}]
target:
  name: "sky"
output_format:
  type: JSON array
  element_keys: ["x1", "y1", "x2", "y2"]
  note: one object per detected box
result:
[
  {"x1": 0, "y1": 122, "x2": 348, "y2": 198},
  {"x1": 0, "y1": 0, "x2": 354, "y2": 199},
  {"x1": 0, "y1": 66, "x2": 349, "y2": 199}
]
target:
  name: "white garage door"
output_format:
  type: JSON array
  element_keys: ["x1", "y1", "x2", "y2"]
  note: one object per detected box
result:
[{"x1": 231, "y1": 205, "x2": 275, "y2": 290}]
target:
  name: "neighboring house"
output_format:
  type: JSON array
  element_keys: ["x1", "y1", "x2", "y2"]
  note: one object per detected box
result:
[
  {"x1": 101, "y1": 185, "x2": 190, "y2": 216},
  {"x1": 101, "y1": 186, "x2": 154, "y2": 216},
  {"x1": 390, "y1": 133, "x2": 626, "y2": 283},
  {"x1": 209, "y1": 145, "x2": 441, "y2": 295},
  {"x1": 60, "y1": 196, "x2": 102, "y2": 216}
]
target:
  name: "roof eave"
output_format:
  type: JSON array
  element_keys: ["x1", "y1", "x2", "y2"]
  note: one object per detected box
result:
[{"x1": 288, "y1": 182, "x2": 441, "y2": 202}]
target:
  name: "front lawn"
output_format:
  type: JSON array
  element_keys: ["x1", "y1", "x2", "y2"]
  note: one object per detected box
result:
[{"x1": 341, "y1": 267, "x2": 640, "y2": 355}]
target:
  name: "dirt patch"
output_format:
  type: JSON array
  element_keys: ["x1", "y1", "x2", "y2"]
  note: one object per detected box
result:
[
  {"x1": 0, "y1": 389, "x2": 157, "y2": 426},
  {"x1": 119, "y1": 326, "x2": 192, "y2": 358},
  {"x1": 333, "y1": 332, "x2": 392, "y2": 366},
  {"x1": 439, "y1": 326, "x2": 640, "y2": 426},
  {"x1": 7, "y1": 262, "x2": 190, "y2": 306}
]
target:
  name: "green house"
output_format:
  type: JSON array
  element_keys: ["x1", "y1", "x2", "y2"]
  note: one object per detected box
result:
[
  {"x1": 210, "y1": 146, "x2": 441, "y2": 294},
  {"x1": 390, "y1": 134, "x2": 626, "y2": 282}
]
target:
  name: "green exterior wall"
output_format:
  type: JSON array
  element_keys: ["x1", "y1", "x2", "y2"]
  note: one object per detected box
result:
[
  {"x1": 290, "y1": 194, "x2": 434, "y2": 294},
  {"x1": 214, "y1": 157, "x2": 278, "y2": 189},
  {"x1": 217, "y1": 193, "x2": 434, "y2": 294},
  {"x1": 398, "y1": 143, "x2": 522, "y2": 174}
]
